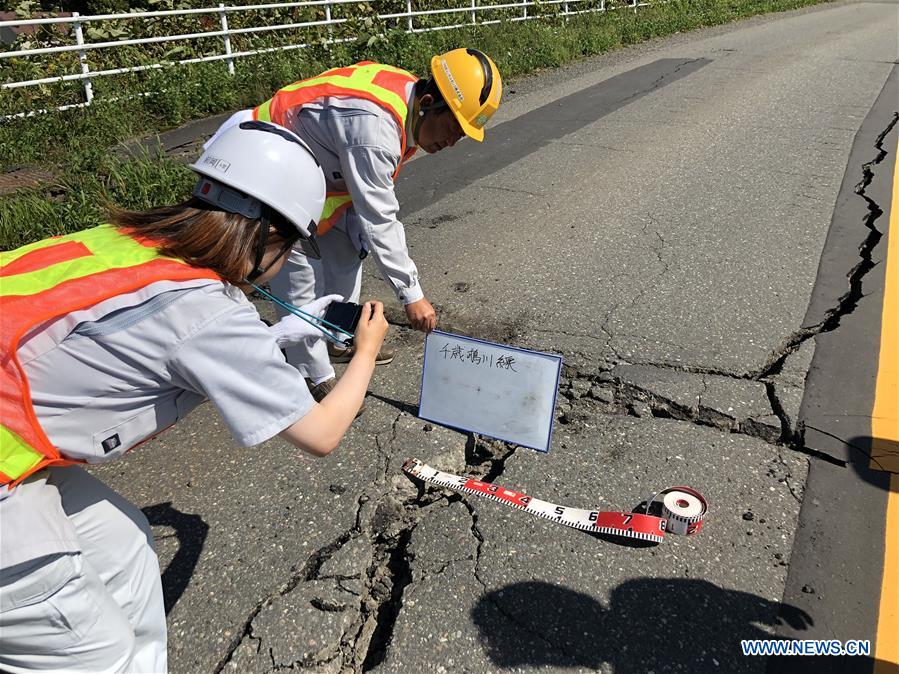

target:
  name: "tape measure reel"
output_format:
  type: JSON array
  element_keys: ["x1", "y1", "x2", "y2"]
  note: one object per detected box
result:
[
  {"x1": 654, "y1": 486, "x2": 706, "y2": 536},
  {"x1": 403, "y1": 459, "x2": 707, "y2": 544}
]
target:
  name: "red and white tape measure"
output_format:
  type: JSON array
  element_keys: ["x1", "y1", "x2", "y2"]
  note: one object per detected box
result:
[{"x1": 403, "y1": 458, "x2": 707, "y2": 544}]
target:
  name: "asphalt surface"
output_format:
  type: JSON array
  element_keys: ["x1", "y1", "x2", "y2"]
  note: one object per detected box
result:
[
  {"x1": 771, "y1": 67, "x2": 898, "y2": 674},
  {"x1": 89, "y1": 2, "x2": 899, "y2": 672}
]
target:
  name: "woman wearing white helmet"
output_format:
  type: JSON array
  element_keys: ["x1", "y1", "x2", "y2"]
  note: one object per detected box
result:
[{"x1": 0, "y1": 121, "x2": 388, "y2": 672}]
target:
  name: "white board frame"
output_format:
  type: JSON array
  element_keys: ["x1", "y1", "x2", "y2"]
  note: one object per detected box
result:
[{"x1": 417, "y1": 330, "x2": 563, "y2": 452}]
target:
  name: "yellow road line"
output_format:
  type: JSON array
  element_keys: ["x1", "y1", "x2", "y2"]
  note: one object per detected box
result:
[
  {"x1": 874, "y1": 474, "x2": 899, "y2": 671},
  {"x1": 873, "y1": 139, "x2": 899, "y2": 672},
  {"x1": 871, "y1": 139, "x2": 899, "y2": 473}
]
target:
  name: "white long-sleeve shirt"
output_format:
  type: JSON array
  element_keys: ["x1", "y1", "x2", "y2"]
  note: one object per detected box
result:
[{"x1": 283, "y1": 85, "x2": 423, "y2": 304}]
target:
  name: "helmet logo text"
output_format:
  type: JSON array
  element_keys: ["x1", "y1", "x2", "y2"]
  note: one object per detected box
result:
[
  {"x1": 202, "y1": 156, "x2": 231, "y2": 173},
  {"x1": 441, "y1": 59, "x2": 464, "y2": 102}
]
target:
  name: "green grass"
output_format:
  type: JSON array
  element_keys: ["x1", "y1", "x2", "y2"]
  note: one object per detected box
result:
[
  {"x1": 0, "y1": 151, "x2": 194, "y2": 249},
  {"x1": 0, "y1": 0, "x2": 831, "y2": 250}
]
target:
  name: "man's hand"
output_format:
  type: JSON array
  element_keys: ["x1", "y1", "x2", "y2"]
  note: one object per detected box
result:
[{"x1": 405, "y1": 297, "x2": 437, "y2": 333}]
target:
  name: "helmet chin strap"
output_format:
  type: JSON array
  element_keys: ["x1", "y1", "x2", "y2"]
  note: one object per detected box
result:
[
  {"x1": 245, "y1": 208, "x2": 272, "y2": 282},
  {"x1": 412, "y1": 98, "x2": 425, "y2": 146},
  {"x1": 413, "y1": 90, "x2": 449, "y2": 145},
  {"x1": 245, "y1": 207, "x2": 304, "y2": 282}
]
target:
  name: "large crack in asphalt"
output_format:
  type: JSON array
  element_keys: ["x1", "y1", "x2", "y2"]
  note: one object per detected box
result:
[
  {"x1": 213, "y1": 499, "x2": 366, "y2": 673},
  {"x1": 747, "y1": 112, "x2": 898, "y2": 383},
  {"x1": 556, "y1": 355, "x2": 851, "y2": 470},
  {"x1": 214, "y1": 425, "x2": 517, "y2": 673},
  {"x1": 553, "y1": 113, "x2": 899, "y2": 465},
  {"x1": 350, "y1": 435, "x2": 516, "y2": 672},
  {"x1": 355, "y1": 524, "x2": 416, "y2": 672},
  {"x1": 554, "y1": 101, "x2": 896, "y2": 462},
  {"x1": 213, "y1": 105, "x2": 897, "y2": 674},
  {"x1": 215, "y1": 345, "x2": 846, "y2": 669}
]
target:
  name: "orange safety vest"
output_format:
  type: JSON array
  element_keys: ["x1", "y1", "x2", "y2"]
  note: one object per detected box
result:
[
  {"x1": 254, "y1": 61, "x2": 419, "y2": 234},
  {"x1": 0, "y1": 225, "x2": 220, "y2": 487}
]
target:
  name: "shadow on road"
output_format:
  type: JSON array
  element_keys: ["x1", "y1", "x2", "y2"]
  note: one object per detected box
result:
[
  {"x1": 847, "y1": 435, "x2": 898, "y2": 492},
  {"x1": 472, "y1": 578, "x2": 897, "y2": 672},
  {"x1": 471, "y1": 578, "x2": 813, "y2": 672},
  {"x1": 366, "y1": 392, "x2": 419, "y2": 416},
  {"x1": 142, "y1": 502, "x2": 208, "y2": 615}
]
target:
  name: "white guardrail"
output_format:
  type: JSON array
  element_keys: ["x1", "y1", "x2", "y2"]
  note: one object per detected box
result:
[{"x1": 1, "y1": 0, "x2": 649, "y2": 113}]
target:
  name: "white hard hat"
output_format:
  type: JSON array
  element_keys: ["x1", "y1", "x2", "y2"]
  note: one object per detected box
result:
[{"x1": 190, "y1": 121, "x2": 326, "y2": 253}]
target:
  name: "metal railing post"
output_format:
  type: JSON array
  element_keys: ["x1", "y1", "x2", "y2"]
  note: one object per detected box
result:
[
  {"x1": 522, "y1": 0, "x2": 527, "y2": 19},
  {"x1": 563, "y1": 0, "x2": 568, "y2": 21},
  {"x1": 600, "y1": 0, "x2": 605, "y2": 11},
  {"x1": 406, "y1": 0, "x2": 413, "y2": 32},
  {"x1": 471, "y1": 0, "x2": 476, "y2": 25},
  {"x1": 218, "y1": 3, "x2": 234, "y2": 75},
  {"x1": 72, "y1": 12, "x2": 93, "y2": 105},
  {"x1": 325, "y1": 1, "x2": 333, "y2": 41}
]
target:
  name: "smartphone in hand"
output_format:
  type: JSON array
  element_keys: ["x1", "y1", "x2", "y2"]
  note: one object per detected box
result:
[{"x1": 322, "y1": 301, "x2": 363, "y2": 343}]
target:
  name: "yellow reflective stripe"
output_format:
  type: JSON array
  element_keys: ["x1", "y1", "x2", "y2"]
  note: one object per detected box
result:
[
  {"x1": 256, "y1": 99, "x2": 273, "y2": 122},
  {"x1": 322, "y1": 193, "x2": 353, "y2": 221},
  {"x1": 3, "y1": 256, "x2": 131, "y2": 297},
  {"x1": 343, "y1": 65, "x2": 410, "y2": 126},
  {"x1": 348, "y1": 63, "x2": 412, "y2": 79},
  {"x1": 0, "y1": 426, "x2": 44, "y2": 480},
  {"x1": 2, "y1": 226, "x2": 180, "y2": 297},
  {"x1": 371, "y1": 64, "x2": 414, "y2": 76},
  {"x1": 276, "y1": 64, "x2": 391, "y2": 92}
]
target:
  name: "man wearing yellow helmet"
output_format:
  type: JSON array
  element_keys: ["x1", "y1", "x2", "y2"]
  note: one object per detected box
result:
[
  {"x1": 204, "y1": 48, "x2": 503, "y2": 408},
  {"x1": 423, "y1": 48, "x2": 503, "y2": 144}
]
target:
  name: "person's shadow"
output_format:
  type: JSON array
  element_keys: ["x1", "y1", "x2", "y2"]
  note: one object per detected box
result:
[
  {"x1": 846, "y1": 435, "x2": 897, "y2": 491},
  {"x1": 470, "y1": 579, "x2": 891, "y2": 673},
  {"x1": 142, "y1": 502, "x2": 208, "y2": 615}
]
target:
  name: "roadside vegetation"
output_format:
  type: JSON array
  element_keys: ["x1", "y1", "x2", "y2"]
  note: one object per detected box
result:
[{"x1": 1, "y1": 0, "x2": 829, "y2": 250}]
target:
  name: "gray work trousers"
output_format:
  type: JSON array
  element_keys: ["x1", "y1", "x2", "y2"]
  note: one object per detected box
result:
[
  {"x1": 270, "y1": 226, "x2": 364, "y2": 382},
  {"x1": 0, "y1": 467, "x2": 167, "y2": 673}
]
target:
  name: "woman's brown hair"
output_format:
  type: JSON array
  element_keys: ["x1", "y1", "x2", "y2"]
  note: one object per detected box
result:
[{"x1": 110, "y1": 197, "x2": 262, "y2": 284}]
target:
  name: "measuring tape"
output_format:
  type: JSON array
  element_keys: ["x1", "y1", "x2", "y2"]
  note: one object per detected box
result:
[{"x1": 403, "y1": 458, "x2": 707, "y2": 544}]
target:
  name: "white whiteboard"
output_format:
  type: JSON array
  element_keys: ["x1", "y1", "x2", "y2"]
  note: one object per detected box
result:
[{"x1": 418, "y1": 331, "x2": 563, "y2": 452}]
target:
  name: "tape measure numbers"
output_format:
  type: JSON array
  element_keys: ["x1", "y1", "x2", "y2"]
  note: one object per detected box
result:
[{"x1": 403, "y1": 458, "x2": 707, "y2": 544}]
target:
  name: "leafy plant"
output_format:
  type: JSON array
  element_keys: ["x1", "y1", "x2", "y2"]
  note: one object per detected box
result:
[{"x1": 1, "y1": 0, "x2": 831, "y2": 250}]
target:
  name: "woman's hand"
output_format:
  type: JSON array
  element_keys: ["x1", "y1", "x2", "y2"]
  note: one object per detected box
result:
[
  {"x1": 279, "y1": 300, "x2": 388, "y2": 457},
  {"x1": 267, "y1": 294, "x2": 343, "y2": 347},
  {"x1": 353, "y1": 301, "x2": 389, "y2": 359}
]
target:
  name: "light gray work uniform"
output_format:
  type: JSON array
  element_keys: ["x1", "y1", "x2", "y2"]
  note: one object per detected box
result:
[
  {"x1": 206, "y1": 84, "x2": 422, "y2": 381},
  {"x1": 0, "y1": 280, "x2": 314, "y2": 673}
]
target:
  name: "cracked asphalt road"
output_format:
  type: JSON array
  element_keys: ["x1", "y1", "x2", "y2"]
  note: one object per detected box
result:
[{"x1": 88, "y1": 2, "x2": 899, "y2": 672}]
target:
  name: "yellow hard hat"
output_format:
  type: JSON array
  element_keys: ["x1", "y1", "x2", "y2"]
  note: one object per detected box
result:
[{"x1": 430, "y1": 48, "x2": 502, "y2": 142}]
